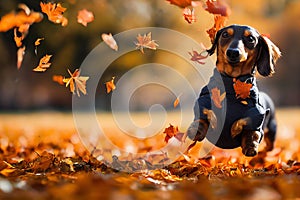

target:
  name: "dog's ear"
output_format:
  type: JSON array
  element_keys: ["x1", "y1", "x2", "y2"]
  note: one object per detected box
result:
[
  {"x1": 206, "y1": 28, "x2": 224, "y2": 56},
  {"x1": 256, "y1": 36, "x2": 281, "y2": 76}
]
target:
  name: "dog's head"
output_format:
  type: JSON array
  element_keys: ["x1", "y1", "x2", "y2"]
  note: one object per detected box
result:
[{"x1": 207, "y1": 24, "x2": 281, "y2": 77}]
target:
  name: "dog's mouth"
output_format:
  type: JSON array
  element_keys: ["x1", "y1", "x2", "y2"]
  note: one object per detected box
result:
[{"x1": 227, "y1": 59, "x2": 241, "y2": 65}]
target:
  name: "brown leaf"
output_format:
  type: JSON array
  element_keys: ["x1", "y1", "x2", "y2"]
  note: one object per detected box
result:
[
  {"x1": 105, "y1": 76, "x2": 116, "y2": 94},
  {"x1": 31, "y1": 151, "x2": 54, "y2": 172},
  {"x1": 233, "y1": 79, "x2": 253, "y2": 99},
  {"x1": 17, "y1": 46, "x2": 26, "y2": 69},
  {"x1": 63, "y1": 69, "x2": 89, "y2": 97},
  {"x1": 102, "y1": 33, "x2": 118, "y2": 51},
  {"x1": 77, "y1": 9, "x2": 94, "y2": 27},
  {"x1": 135, "y1": 32, "x2": 159, "y2": 54},
  {"x1": 211, "y1": 87, "x2": 226, "y2": 108},
  {"x1": 182, "y1": 8, "x2": 196, "y2": 24},
  {"x1": 33, "y1": 54, "x2": 52, "y2": 72},
  {"x1": 40, "y1": 2, "x2": 68, "y2": 26}
]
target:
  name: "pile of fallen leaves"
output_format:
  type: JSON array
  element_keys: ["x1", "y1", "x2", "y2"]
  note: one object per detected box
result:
[{"x1": 0, "y1": 118, "x2": 300, "y2": 199}]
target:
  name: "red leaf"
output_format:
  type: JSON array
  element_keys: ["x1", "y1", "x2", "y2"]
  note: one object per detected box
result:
[
  {"x1": 166, "y1": 0, "x2": 192, "y2": 8},
  {"x1": 188, "y1": 50, "x2": 208, "y2": 64}
]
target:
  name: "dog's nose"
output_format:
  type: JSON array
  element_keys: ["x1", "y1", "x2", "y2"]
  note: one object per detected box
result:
[{"x1": 226, "y1": 48, "x2": 241, "y2": 63}]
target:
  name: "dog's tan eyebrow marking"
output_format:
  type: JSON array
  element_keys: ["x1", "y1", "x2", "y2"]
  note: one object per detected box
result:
[
  {"x1": 244, "y1": 30, "x2": 251, "y2": 37},
  {"x1": 227, "y1": 28, "x2": 234, "y2": 36}
]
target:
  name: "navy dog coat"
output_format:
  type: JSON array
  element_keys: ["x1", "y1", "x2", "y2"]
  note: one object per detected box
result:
[{"x1": 193, "y1": 69, "x2": 267, "y2": 149}]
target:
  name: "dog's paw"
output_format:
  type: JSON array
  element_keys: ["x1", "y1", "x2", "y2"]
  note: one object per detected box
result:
[{"x1": 243, "y1": 147, "x2": 258, "y2": 157}]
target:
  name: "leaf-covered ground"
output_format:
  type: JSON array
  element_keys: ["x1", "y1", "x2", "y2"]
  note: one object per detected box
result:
[{"x1": 0, "y1": 109, "x2": 300, "y2": 200}]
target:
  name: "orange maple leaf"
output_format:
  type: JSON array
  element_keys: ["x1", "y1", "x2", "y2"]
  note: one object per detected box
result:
[
  {"x1": 40, "y1": 2, "x2": 68, "y2": 26},
  {"x1": 182, "y1": 8, "x2": 196, "y2": 24},
  {"x1": 204, "y1": 0, "x2": 231, "y2": 17},
  {"x1": 211, "y1": 87, "x2": 226, "y2": 108},
  {"x1": 102, "y1": 33, "x2": 118, "y2": 51},
  {"x1": 206, "y1": 15, "x2": 227, "y2": 43},
  {"x1": 233, "y1": 79, "x2": 253, "y2": 99},
  {"x1": 105, "y1": 77, "x2": 116, "y2": 94},
  {"x1": 77, "y1": 9, "x2": 94, "y2": 27},
  {"x1": 63, "y1": 69, "x2": 89, "y2": 97},
  {"x1": 166, "y1": 0, "x2": 192, "y2": 8},
  {"x1": 135, "y1": 32, "x2": 159, "y2": 54},
  {"x1": 33, "y1": 54, "x2": 52, "y2": 72}
]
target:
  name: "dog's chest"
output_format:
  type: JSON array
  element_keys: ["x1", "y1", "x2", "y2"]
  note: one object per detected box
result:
[{"x1": 198, "y1": 70, "x2": 266, "y2": 148}]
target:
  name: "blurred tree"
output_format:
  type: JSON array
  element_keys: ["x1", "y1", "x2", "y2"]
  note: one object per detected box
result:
[{"x1": 0, "y1": 0, "x2": 299, "y2": 110}]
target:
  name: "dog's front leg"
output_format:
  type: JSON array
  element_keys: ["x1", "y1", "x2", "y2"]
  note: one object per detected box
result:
[
  {"x1": 187, "y1": 119, "x2": 209, "y2": 141},
  {"x1": 241, "y1": 130, "x2": 262, "y2": 157}
]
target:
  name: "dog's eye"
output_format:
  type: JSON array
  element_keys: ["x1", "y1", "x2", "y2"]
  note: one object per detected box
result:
[
  {"x1": 222, "y1": 31, "x2": 230, "y2": 38},
  {"x1": 245, "y1": 35, "x2": 255, "y2": 43}
]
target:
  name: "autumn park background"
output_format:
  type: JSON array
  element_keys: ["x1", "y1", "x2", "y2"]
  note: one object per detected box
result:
[
  {"x1": 0, "y1": 0, "x2": 300, "y2": 199},
  {"x1": 0, "y1": 0, "x2": 299, "y2": 110}
]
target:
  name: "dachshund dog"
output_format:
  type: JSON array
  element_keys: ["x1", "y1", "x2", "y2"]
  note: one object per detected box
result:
[{"x1": 187, "y1": 24, "x2": 281, "y2": 156}]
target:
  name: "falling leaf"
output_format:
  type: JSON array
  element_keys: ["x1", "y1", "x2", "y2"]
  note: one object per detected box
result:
[
  {"x1": 52, "y1": 75, "x2": 64, "y2": 85},
  {"x1": 233, "y1": 79, "x2": 253, "y2": 99},
  {"x1": 204, "y1": 0, "x2": 231, "y2": 17},
  {"x1": 33, "y1": 54, "x2": 52, "y2": 72},
  {"x1": 105, "y1": 76, "x2": 116, "y2": 94},
  {"x1": 13, "y1": 28, "x2": 24, "y2": 47},
  {"x1": 166, "y1": 0, "x2": 192, "y2": 8},
  {"x1": 173, "y1": 93, "x2": 182, "y2": 108},
  {"x1": 0, "y1": 6, "x2": 43, "y2": 32},
  {"x1": 63, "y1": 69, "x2": 89, "y2": 97},
  {"x1": 188, "y1": 50, "x2": 208, "y2": 64},
  {"x1": 34, "y1": 38, "x2": 44, "y2": 46},
  {"x1": 163, "y1": 124, "x2": 185, "y2": 143},
  {"x1": 211, "y1": 87, "x2": 226, "y2": 108},
  {"x1": 102, "y1": 33, "x2": 118, "y2": 51},
  {"x1": 77, "y1": 9, "x2": 94, "y2": 26},
  {"x1": 206, "y1": 15, "x2": 227, "y2": 43},
  {"x1": 135, "y1": 32, "x2": 159, "y2": 54},
  {"x1": 182, "y1": 8, "x2": 196, "y2": 24},
  {"x1": 40, "y1": 2, "x2": 68, "y2": 26},
  {"x1": 34, "y1": 38, "x2": 44, "y2": 55},
  {"x1": 17, "y1": 46, "x2": 25, "y2": 69}
]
